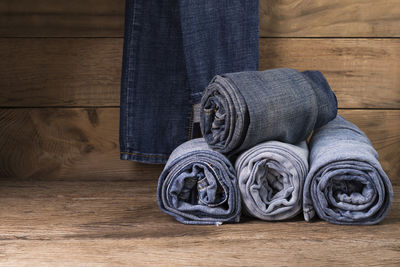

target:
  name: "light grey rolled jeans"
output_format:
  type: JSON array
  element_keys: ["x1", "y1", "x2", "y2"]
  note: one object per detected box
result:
[
  {"x1": 303, "y1": 115, "x2": 393, "y2": 225},
  {"x1": 157, "y1": 138, "x2": 241, "y2": 225},
  {"x1": 235, "y1": 141, "x2": 309, "y2": 220}
]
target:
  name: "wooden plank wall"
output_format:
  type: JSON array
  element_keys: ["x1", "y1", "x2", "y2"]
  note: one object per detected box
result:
[{"x1": 0, "y1": 1, "x2": 399, "y2": 183}]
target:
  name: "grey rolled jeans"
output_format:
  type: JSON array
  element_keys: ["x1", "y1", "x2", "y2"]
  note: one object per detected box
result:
[
  {"x1": 235, "y1": 141, "x2": 309, "y2": 220},
  {"x1": 200, "y1": 68, "x2": 337, "y2": 156}
]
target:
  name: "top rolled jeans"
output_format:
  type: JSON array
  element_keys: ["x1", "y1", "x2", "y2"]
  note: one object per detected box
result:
[
  {"x1": 119, "y1": 0, "x2": 259, "y2": 164},
  {"x1": 200, "y1": 68, "x2": 338, "y2": 155},
  {"x1": 303, "y1": 115, "x2": 393, "y2": 225}
]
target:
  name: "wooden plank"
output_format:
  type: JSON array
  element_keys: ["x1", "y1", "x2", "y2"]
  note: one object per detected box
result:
[
  {"x1": 260, "y1": 0, "x2": 400, "y2": 37},
  {"x1": 0, "y1": 108, "x2": 399, "y2": 184},
  {"x1": 1, "y1": 38, "x2": 399, "y2": 108},
  {"x1": 0, "y1": 38, "x2": 123, "y2": 107},
  {"x1": 1, "y1": 0, "x2": 399, "y2": 37},
  {"x1": 0, "y1": 0, "x2": 125, "y2": 37},
  {"x1": 259, "y1": 38, "x2": 400, "y2": 109},
  {"x1": 0, "y1": 179, "x2": 399, "y2": 265},
  {"x1": 0, "y1": 108, "x2": 164, "y2": 180}
]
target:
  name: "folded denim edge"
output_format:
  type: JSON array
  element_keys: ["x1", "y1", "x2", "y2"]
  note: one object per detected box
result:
[{"x1": 120, "y1": 150, "x2": 169, "y2": 164}]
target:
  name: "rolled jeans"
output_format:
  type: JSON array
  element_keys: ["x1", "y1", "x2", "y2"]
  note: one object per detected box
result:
[
  {"x1": 200, "y1": 68, "x2": 338, "y2": 156},
  {"x1": 157, "y1": 138, "x2": 241, "y2": 225},
  {"x1": 303, "y1": 115, "x2": 393, "y2": 225},
  {"x1": 235, "y1": 141, "x2": 309, "y2": 220}
]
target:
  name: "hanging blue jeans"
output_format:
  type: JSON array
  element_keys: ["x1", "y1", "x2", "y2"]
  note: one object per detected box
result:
[{"x1": 119, "y1": 0, "x2": 259, "y2": 163}]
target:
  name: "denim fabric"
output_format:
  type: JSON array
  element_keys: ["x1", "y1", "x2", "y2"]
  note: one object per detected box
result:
[
  {"x1": 235, "y1": 141, "x2": 309, "y2": 220},
  {"x1": 157, "y1": 138, "x2": 241, "y2": 225},
  {"x1": 119, "y1": 0, "x2": 259, "y2": 164},
  {"x1": 303, "y1": 115, "x2": 393, "y2": 225},
  {"x1": 200, "y1": 68, "x2": 338, "y2": 156}
]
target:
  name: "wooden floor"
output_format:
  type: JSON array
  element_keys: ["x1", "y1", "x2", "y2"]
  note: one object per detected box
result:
[{"x1": 0, "y1": 177, "x2": 399, "y2": 266}]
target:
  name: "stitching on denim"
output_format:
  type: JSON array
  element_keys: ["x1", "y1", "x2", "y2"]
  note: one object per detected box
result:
[
  {"x1": 125, "y1": 0, "x2": 137, "y2": 140},
  {"x1": 120, "y1": 151, "x2": 169, "y2": 158},
  {"x1": 187, "y1": 104, "x2": 194, "y2": 140},
  {"x1": 198, "y1": 160, "x2": 229, "y2": 207}
]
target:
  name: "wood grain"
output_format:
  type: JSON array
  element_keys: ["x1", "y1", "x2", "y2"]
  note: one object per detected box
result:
[
  {"x1": 0, "y1": 108, "x2": 164, "y2": 180},
  {"x1": 0, "y1": 38, "x2": 122, "y2": 107},
  {"x1": 1, "y1": 38, "x2": 399, "y2": 108},
  {"x1": 1, "y1": 0, "x2": 399, "y2": 37},
  {"x1": 0, "y1": 108, "x2": 399, "y2": 184},
  {"x1": 0, "y1": 179, "x2": 399, "y2": 265},
  {"x1": 0, "y1": 0, "x2": 125, "y2": 37},
  {"x1": 260, "y1": 0, "x2": 400, "y2": 37},
  {"x1": 259, "y1": 38, "x2": 400, "y2": 109}
]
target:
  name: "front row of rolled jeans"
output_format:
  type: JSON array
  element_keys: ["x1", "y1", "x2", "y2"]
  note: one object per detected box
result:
[
  {"x1": 157, "y1": 138, "x2": 241, "y2": 225},
  {"x1": 157, "y1": 116, "x2": 393, "y2": 225}
]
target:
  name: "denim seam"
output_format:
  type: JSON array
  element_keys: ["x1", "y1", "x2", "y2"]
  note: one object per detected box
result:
[
  {"x1": 179, "y1": 4, "x2": 195, "y2": 143},
  {"x1": 120, "y1": 151, "x2": 169, "y2": 159},
  {"x1": 125, "y1": 0, "x2": 137, "y2": 140},
  {"x1": 200, "y1": 161, "x2": 229, "y2": 207},
  {"x1": 187, "y1": 104, "x2": 194, "y2": 140}
]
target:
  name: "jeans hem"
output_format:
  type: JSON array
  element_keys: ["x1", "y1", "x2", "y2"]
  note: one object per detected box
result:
[{"x1": 120, "y1": 151, "x2": 169, "y2": 164}]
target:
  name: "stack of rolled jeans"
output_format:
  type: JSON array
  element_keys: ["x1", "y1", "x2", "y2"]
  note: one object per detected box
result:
[{"x1": 157, "y1": 68, "x2": 393, "y2": 225}]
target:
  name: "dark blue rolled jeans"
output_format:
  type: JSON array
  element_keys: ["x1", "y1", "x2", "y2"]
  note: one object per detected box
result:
[{"x1": 119, "y1": 0, "x2": 259, "y2": 164}]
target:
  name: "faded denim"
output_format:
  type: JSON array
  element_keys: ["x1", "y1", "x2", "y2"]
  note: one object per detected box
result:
[
  {"x1": 119, "y1": 0, "x2": 259, "y2": 164},
  {"x1": 303, "y1": 115, "x2": 393, "y2": 225},
  {"x1": 235, "y1": 141, "x2": 309, "y2": 220},
  {"x1": 157, "y1": 138, "x2": 241, "y2": 225},
  {"x1": 200, "y1": 68, "x2": 338, "y2": 155}
]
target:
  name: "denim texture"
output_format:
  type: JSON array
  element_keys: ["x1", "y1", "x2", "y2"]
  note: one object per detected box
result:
[
  {"x1": 157, "y1": 138, "x2": 241, "y2": 225},
  {"x1": 200, "y1": 68, "x2": 338, "y2": 156},
  {"x1": 119, "y1": 0, "x2": 259, "y2": 164},
  {"x1": 303, "y1": 115, "x2": 393, "y2": 225},
  {"x1": 235, "y1": 141, "x2": 309, "y2": 220}
]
